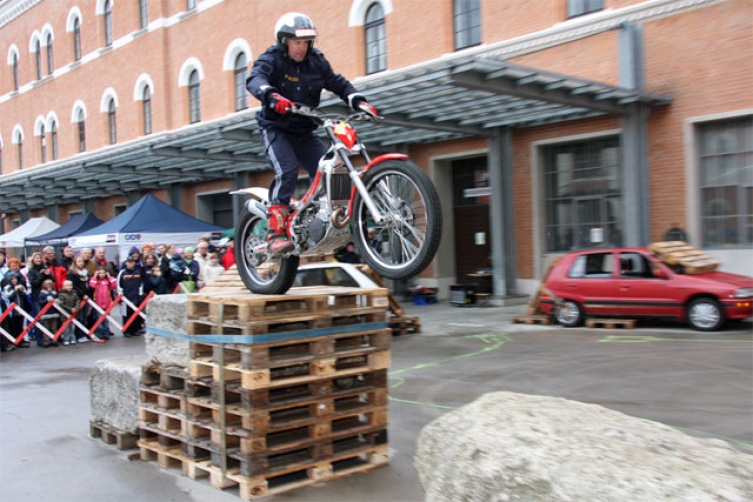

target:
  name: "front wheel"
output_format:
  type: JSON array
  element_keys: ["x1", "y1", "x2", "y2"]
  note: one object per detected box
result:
[
  {"x1": 686, "y1": 297, "x2": 725, "y2": 331},
  {"x1": 353, "y1": 160, "x2": 442, "y2": 280},
  {"x1": 235, "y1": 208, "x2": 299, "y2": 295},
  {"x1": 555, "y1": 300, "x2": 584, "y2": 327}
]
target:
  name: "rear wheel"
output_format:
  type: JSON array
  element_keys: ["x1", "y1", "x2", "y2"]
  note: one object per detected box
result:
[
  {"x1": 555, "y1": 300, "x2": 584, "y2": 328},
  {"x1": 686, "y1": 297, "x2": 725, "y2": 331},
  {"x1": 235, "y1": 209, "x2": 299, "y2": 295},
  {"x1": 353, "y1": 159, "x2": 442, "y2": 280}
]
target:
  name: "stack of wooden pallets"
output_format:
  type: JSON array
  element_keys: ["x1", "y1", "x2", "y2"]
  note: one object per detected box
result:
[
  {"x1": 138, "y1": 286, "x2": 392, "y2": 500},
  {"x1": 649, "y1": 241, "x2": 720, "y2": 274}
]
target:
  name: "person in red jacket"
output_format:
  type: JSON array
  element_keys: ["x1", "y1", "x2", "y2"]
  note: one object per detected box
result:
[
  {"x1": 89, "y1": 267, "x2": 117, "y2": 340},
  {"x1": 43, "y1": 246, "x2": 68, "y2": 291},
  {"x1": 221, "y1": 238, "x2": 236, "y2": 270}
]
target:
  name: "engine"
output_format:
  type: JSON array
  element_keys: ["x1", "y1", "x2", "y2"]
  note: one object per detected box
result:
[{"x1": 297, "y1": 203, "x2": 329, "y2": 247}]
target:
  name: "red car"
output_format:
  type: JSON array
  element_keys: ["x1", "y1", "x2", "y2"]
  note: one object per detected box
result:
[{"x1": 539, "y1": 247, "x2": 753, "y2": 331}]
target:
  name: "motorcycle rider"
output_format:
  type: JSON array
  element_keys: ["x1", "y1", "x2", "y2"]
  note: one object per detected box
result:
[{"x1": 247, "y1": 12, "x2": 378, "y2": 254}]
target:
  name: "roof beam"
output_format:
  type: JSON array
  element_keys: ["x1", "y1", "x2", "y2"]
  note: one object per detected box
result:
[
  {"x1": 379, "y1": 111, "x2": 491, "y2": 137},
  {"x1": 450, "y1": 69, "x2": 626, "y2": 116}
]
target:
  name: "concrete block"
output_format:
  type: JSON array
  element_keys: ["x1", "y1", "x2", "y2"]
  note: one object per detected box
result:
[
  {"x1": 145, "y1": 294, "x2": 191, "y2": 368},
  {"x1": 89, "y1": 356, "x2": 148, "y2": 434}
]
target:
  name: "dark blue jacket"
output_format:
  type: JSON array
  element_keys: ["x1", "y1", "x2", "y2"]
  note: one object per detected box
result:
[
  {"x1": 117, "y1": 266, "x2": 144, "y2": 302},
  {"x1": 247, "y1": 45, "x2": 363, "y2": 133}
]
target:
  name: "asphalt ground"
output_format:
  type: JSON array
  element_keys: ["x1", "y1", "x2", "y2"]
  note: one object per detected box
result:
[{"x1": 1, "y1": 302, "x2": 751, "y2": 502}]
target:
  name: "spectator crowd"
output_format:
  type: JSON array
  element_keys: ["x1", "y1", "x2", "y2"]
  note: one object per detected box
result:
[{"x1": 0, "y1": 236, "x2": 235, "y2": 353}]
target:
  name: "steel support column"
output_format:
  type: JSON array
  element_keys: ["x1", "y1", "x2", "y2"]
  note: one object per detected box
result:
[
  {"x1": 619, "y1": 22, "x2": 651, "y2": 246},
  {"x1": 488, "y1": 127, "x2": 517, "y2": 296}
]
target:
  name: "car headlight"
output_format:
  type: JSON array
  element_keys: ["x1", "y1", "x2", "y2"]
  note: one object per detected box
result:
[{"x1": 733, "y1": 288, "x2": 753, "y2": 298}]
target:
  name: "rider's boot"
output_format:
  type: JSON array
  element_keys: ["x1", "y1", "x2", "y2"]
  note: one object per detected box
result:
[{"x1": 267, "y1": 205, "x2": 294, "y2": 254}]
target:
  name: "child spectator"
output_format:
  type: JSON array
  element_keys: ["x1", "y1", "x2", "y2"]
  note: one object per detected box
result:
[
  {"x1": 89, "y1": 267, "x2": 117, "y2": 341},
  {"x1": 118, "y1": 257, "x2": 144, "y2": 337},
  {"x1": 145, "y1": 266, "x2": 168, "y2": 295},
  {"x1": 58, "y1": 280, "x2": 81, "y2": 346},
  {"x1": 38, "y1": 279, "x2": 60, "y2": 347},
  {"x1": 67, "y1": 255, "x2": 91, "y2": 343},
  {"x1": 202, "y1": 252, "x2": 225, "y2": 287}
]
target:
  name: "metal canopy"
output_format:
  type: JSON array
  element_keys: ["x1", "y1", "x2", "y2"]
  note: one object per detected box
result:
[{"x1": 0, "y1": 55, "x2": 670, "y2": 215}]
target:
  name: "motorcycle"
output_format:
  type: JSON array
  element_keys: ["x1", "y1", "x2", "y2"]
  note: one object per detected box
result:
[{"x1": 232, "y1": 105, "x2": 442, "y2": 295}]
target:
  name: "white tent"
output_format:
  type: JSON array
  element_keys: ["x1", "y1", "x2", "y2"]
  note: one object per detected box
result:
[{"x1": 0, "y1": 216, "x2": 60, "y2": 248}]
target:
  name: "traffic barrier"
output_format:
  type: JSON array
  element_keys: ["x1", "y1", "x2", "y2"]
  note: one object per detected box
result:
[{"x1": 0, "y1": 290, "x2": 162, "y2": 345}]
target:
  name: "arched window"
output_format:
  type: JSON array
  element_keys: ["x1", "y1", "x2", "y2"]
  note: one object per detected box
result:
[
  {"x1": 73, "y1": 17, "x2": 82, "y2": 61},
  {"x1": 50, "y1": 122, "x2": 58, "y2": 160},
  {"x1": 12, "y1": 51, "x2": 19, "y2": 91},
  {"x1": 107, "y1": 99, "x2": 117, "y2": 144},
  {"x1": 39, "y1": 124, "x2": 47, "y2": 163},
  {"x1": 234, "y1": 52, "x2": 248, "y2": 111},
  {"x1": 139, "y1": 0, "x2": 149, "y2": 30},
  {"x1": 188, "y1": 70, "x2": 201, "y2": 123},
  {"x1": 77, "y1": 109, "x2": 86, "y2": 152},
  {"x1": 45, "y1": 33, "x2": 54, "y2": 75},
  {"x1": 104, "y1": 0, "x2": 113, "y2": 47},
  {"x1": 365, "y1": 3, "x2": 387, "y2": 74},
  {"x1": 187, "y1": 0, "x2": 197, "y2": 10},
  {"x1": 142, "y1": 86, "x2": 152, "y2": 135},
  {"x1": 34, "y1": 38, "x2": 42, "y2": 80}
]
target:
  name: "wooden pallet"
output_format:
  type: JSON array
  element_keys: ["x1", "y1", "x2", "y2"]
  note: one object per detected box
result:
[
  {"x1": 90, "y1": 420, "x2": 139, "y2": 450},
  {"x1": 388, "y1": 315, "x2": 421, "y2": 335},
  {"x1": 649, "y1": 241, "x2": 720, "y2": 274},
  {"x1": 585, "y1": 318, "x2": 637, "y2": 329},
  {"x1": 510, "y1": 314, "x2": 553, "y2": 325}
]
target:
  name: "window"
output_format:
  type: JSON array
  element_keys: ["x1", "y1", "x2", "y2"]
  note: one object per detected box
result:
[
  {"x1": 142, "y1": 86, "x2": 152, "y2": 135},
  {"x1": 73, "y1": 17, "x2": 82, "y2": 61},
  {"x1": 568, "y1": 0, "x2": 604, "y2": 18},
  {"x1": 12, "y1": 51, "x2": 19, "y2": 91},
  {"x1": 107, "y1": 99, "x2": 117, "y2": 144},
  {"x1": 365, "y1": 3, "x2": 387, "y2": 74},
  {"x1": 544, "y1": 137, "x2": 623, "y2": 252},
  {"x1": 77, "y1": 109, "x2": 86, "y2": 152},
  {"x1": 34, "y1": 39, "x2": 42, "y2": 80},
  {"x1": 139, "y1": 0, "x2": 149, "y2": 30},
  {"x1": 453, "y1": 0, "x2": 481, "y2": 50},
  {"x1": 50, "y1": 122, "x2": 58, "y2": 160},
  {"x1": 187, "y1": 0, "x2": 197, "y2": 9},
  {"x1": 45, "y1": 33, "x2": 54, "y2": 75},
  {"x1": 188, "y1": 70, "x2": 201, "y2": 123},
  {"x1": 698, "y1": 116, "x2": 753, "y2": 248},
  {"x1": 233, "y1": 53, "x2": 248, "y2": 111},
  {"x1": 568, "y1": 252, "x2": 613, "y2": 278},
  {"x1": 39, "y1": 124, "x2": 47, "y2": 163},
  {"x1": 104, "y1": 0, "x2": 113, "y2": 47}
]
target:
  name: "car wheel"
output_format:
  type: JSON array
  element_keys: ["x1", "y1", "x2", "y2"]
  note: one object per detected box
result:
[
  {"x1": 686, "y1": 297, "x2": 725, "y2": 331},
  {"x1": 555, "y1": 300, "x2": 584, "y2": 328}
]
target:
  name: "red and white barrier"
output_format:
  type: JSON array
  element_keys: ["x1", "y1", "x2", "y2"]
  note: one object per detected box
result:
[{"x1": 0, "y1": 290, "x2": 159, "y2": 346}]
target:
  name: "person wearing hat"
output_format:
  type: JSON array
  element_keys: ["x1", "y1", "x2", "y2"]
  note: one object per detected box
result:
[
  {"x1": 121, "y1": 246, "x2": 144, "y2": 272},
  {"x1": 1, "y1": 260, "x2": 32, "y2": 349},
  {"x1": 117, "y1": 256, "x2": 144, "y2": 337}
]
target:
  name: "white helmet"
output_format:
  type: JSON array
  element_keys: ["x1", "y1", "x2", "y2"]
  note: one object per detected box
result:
[{"x1": 275, "y1": 12, "x2": 317, "y2": 52}]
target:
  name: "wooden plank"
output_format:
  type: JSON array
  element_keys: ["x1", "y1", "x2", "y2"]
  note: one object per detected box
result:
[{"x1": 585, "y1": 318, "x2": 637, "y2": 329}]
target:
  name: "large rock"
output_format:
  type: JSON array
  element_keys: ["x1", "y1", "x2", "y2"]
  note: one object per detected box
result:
[
  {"x1": 145, "y1": 294, "x2": 191, "y2": 368},
  {"x1": 415, "y1": 392, "x2": 753, "y2": 502},
  {"x1": 89, "y1": 356, "x2": 148, "y2": 433}
]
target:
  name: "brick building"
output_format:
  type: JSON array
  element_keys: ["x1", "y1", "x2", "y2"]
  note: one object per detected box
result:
[{"x1": 1, "y1": 0, "x2": 751, "y2": 297}]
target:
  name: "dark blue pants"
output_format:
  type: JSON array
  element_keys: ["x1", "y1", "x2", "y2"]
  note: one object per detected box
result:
[{"x1": 259, "y1": 127, "x2": 327, "y2": 206}]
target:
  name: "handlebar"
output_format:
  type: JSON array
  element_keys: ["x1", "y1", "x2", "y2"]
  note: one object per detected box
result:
[{"x1": 289, "y1": 104, "x2": 380, "y2": 124}]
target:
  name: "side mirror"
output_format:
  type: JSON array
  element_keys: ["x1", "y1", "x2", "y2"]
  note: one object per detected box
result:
[{"x1": 653, "y1": 268, "x2": 667, "y2": 279}]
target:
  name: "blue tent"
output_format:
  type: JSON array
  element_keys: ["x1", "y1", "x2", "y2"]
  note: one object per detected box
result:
[
  {"x1": 24, "y1": 213, "x2": 104, "y2": 247},
  {"x1": 69, "y1": 194, "x2": 225, "y2": 256}
]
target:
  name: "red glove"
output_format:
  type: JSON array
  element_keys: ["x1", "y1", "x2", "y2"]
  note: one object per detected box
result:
[
  {"x1": 357, "y1": 101, "x2": 378, "y2": 119},
  {"x1": 270, "y1": 93, "x2": 293, "y2": 114}
]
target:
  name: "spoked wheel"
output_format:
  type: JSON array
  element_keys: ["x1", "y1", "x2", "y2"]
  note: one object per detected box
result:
[
  {"x1": 234, "y1": 209, "x2": 299, "y2": 295},
  {"x1": 353, "y1": 159, "x2": 442, "y2": 280}
]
